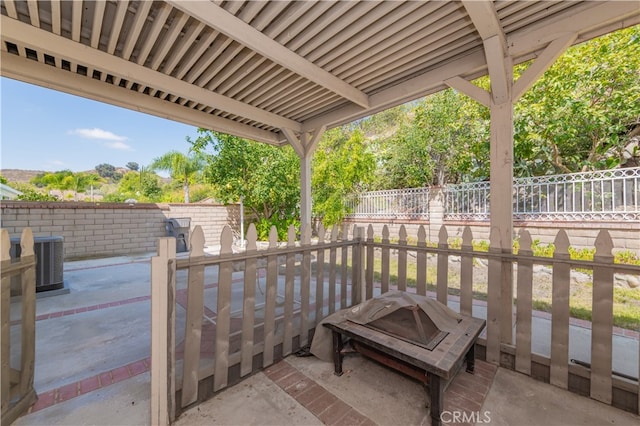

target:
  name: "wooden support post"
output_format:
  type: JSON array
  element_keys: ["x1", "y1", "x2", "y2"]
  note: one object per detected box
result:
[
  {"x1": 282, "y1": 126, "x2": 325, "y2": 229},
  {"x1": 490, "y1": 98, "x2": 514, "y2": 346}
]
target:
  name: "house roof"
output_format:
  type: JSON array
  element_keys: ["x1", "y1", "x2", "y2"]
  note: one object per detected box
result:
[
  {"x1": 0, "y1": 182, "x2": 23, "y2": 199},
  {"x1": 1, "y1": 1, "x2": 639, "y2": 147}
]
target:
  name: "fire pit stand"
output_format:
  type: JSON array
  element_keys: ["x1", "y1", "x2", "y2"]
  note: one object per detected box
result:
[{"x1": 324, "y1": 313, "x2": 485, "y2": 426}]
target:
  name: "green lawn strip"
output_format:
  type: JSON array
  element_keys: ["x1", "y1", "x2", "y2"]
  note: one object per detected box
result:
[{"x1": 368, "y1": 256, "x2": 640, "y2": 332}]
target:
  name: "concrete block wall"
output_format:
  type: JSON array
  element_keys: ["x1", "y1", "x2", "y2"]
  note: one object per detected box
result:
[
  {"x1": 344, "y1": 218, "x2": 640, "y2": 255},
  {"x1": 0, "y1": 201, "x2": 239, "y2": 260}
]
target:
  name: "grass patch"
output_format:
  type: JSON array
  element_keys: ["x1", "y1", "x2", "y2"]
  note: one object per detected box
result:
[{"x1": 366, "y1": 251, "x2": 640, "y2": 331}]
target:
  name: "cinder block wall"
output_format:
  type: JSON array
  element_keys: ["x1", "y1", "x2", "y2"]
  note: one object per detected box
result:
[
  {"x1": 343, "y1": 218, "x2": 640, "y2": 255},
  {"x1": 0, "y1": 201, "x2": 239, "y2": 259}
]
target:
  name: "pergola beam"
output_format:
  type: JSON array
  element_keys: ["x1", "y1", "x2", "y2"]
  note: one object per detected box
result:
[
  {"x1": 512, "y1": 32, "x2": 578, "y2": 102},
  {"x1": 1, "y1": 15, "x2": 302, "y2": 133},
  {"x1": 509, "y1": 1, "x2": 640, "y2": 58},
  {"x1": 301, "y1": 49, "x2": 488, "y2": 133},
  {"x1": 282, "y1": 125, "x2": 327, "y2": 227},
  {"x1": 167, "y1": 1, "x2": 370, "y2": 109},
  {"x1": 462, "y1": 0, "x2": 507, "y2": 51},
  {"x1": 444, "y1": 76, "x2": 490, "y2": 108},
  {"x1": 484, "y1": 35, "x2": 510, "y2": 105},
  {"x1": 1, "y1": 52, "x2": 281, "y2": 146}
]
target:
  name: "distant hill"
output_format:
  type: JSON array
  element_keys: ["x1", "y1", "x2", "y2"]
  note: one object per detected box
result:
[
  {"x1": 1, "y1": 168, "x2": 172, "y2": 184},
  {"x1": 0, "y1": 169, "x2": 44, "y2": 183}
]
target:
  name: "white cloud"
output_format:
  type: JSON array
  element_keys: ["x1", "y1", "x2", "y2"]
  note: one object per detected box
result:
[
  {"x1": 69, "y1": 127, "x2": 127, "y2": 142},
  {"x1": 104, "y1": 141, "x2": 134, "y2": 151}
]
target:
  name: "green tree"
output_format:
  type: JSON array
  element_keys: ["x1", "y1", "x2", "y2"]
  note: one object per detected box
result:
[
  {"x1": 149, "y1": 150, "x2": 204, "y2": 203},
  {"x1": 94, "y1": 163, "x2": 121, "y2": 180},
  {"x1": 63, "y1": 172, "x2": 103, "y2": 195},
  {"x1": 190, "y1": 129, "x2": 300, "y2": 238},
  {"x1": 513, "y1": 25, "x2": 640, "y2": 175},
  {"x1": 115, "y1": 169, "x2": 162, "y2": 201},
  {"x1": 0, "y1": 175, "x2": 7, "y2": 184},
  {"x1": 31, "y1": 170, "x2": 74, "y2": 190},
  {"x1": 372, "y1": 89, "x2": 489, "y2": 189},
  {"x1": 16, "y1": 188, "x2": 58, "y2": 201},
  {"x1": 312, "y1": 128, "x2": 375, "y2": 226},
  {"x1": 126, "y1": 162, "x2": 140, "y2": 171}
]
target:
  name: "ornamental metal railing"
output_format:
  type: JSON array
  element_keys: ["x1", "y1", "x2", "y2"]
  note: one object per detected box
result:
[
  {"x1": 346, "y1": 167, "x2": 640, "y2": 221},
  {"x1": 443, "y1": 181, "x2": 491, "y2": 221},
  {"x1": 345, "y1": 187, "x2": 430, "y2": 220},
  {"x1": 512, "y1": 167, "x2": 640, "y2": 221}
]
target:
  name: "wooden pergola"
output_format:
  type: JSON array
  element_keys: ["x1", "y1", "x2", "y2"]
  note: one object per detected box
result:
[
  {"x1": 2, "y1": 0, "x2": 637, "y2": 310},
  {"x1": 0, "y1": 8, "x2": 634, "y2": 243},
  {"x1": 1, "y1": 0, "x2": 638, "y2": 228},
  {"x1": 2, "y1": 2, "x2": 639, "y2": 423},
  {"x1": 2, "y1": 1, "x2": 637, "y2": 340}
]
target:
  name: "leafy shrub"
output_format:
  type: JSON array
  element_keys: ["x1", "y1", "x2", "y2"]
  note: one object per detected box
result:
[
  {"x1": 254, "y1": 216, "x2": 300, "y2": 241},
  {"x1": 16, "y1": 189, "x2": 58, "y2": 201}
]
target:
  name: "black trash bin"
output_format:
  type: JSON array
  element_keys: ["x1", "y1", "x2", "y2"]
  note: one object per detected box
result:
[{"x1": 165, "y1": 218, "x2": 191, "y2": 253}]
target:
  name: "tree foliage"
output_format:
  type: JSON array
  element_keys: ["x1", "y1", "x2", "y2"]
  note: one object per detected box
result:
[
  {"x1": 190, "y1": 129, "x2": 300, "y2": 238},
  {"x1": 367, "y1": 26, "x2": 639, "y2": 186},
  {"x1": 372, "y1": 90, "x2": 489, "y2": 188},
  {"x1": 312, "y1": 128, "x2": 375, "y2": 226},
  {"x1": 16, "y1": 188, "x2": 58, "y2": 201},
  {"x1": 149, "y1": 150, "x2": 204, "y2": 203},
  {"x1": 114, "y1": 169, "x2": 163, "y2": 202},
  {"x1": 513, "y1": 25, "x2": 640, "y2": 175},
  {"x1": 126, "y1": 162, "x2": 140, "y2": 171},
  {"x1": 94, "y1": 163, "x2": 121, "y2": 181}
]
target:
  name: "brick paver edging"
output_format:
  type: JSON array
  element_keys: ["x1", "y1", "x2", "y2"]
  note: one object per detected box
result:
[
  {"x1": 264, "y1": 360, "x2": 377, "y2": 426},
  {"x1": 264, "y1": 358, "x2": 498, "y2": 426},
  {"x1": 26, "y1": 358, "x2": 151, "y2": 414}
]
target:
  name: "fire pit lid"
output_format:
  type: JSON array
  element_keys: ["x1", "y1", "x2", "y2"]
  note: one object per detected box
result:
[
  {"x1": 345, "y1": 291, "x2": 462, "y2": 331},
  {"x1": 310, "y1": 291, "x2": 464, "y2": 361}
]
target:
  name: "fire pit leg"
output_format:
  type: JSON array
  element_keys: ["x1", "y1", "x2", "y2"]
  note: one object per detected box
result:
[
  {"x1": 465, "y1": 343, "x2": 475, "y2": 373},
  {"x1": 428, "y1": 374, "x2": 443, "y2": 426},
  {"x1": 331, "y1": 330, "x2": 344, "y2": 376}
]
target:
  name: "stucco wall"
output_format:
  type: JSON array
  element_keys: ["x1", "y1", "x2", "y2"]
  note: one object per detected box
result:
[{"x1": 0, "y1": 201, "x2": 239, "y2": 259}]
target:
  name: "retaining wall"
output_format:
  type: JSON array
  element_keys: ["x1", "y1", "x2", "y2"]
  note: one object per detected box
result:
[
  {"x1": 343, "y1": 218, "x2": 640, "y2": 254},
  {"x1": 0, "y1": 201, "x2": 239, "y2": 260}
]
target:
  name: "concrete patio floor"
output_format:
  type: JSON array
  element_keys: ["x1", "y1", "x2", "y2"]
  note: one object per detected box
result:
[{"x1": 9, "y1": 253, "x2": 640, "y2": 426}]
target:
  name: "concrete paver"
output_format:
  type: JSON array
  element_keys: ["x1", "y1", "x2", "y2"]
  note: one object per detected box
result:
[
  {"x1": 482, "y1": 368, "x2": 640, "y2": 426},
  {"x1": 174, "y1": 372, "x2": 322, "y2": 426},
  {"x1": 14, "y1": 372, "x2": 150, "y2": 426}
]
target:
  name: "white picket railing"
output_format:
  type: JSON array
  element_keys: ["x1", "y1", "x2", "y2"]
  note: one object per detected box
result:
[
  {"x1": 151, "y1": 223, "x2": 640, "y2": 423},
  {"x1": 1, "y1": 228, "x2": 37, "y2": 425}
]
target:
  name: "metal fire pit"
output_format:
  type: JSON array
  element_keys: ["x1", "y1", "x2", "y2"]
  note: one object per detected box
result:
[{"x1": 323, "y1": 293, "x2": 485, "y2": 426}]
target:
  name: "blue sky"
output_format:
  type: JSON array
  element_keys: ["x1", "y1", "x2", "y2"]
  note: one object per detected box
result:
[{"x1": 1, "y1": 77, "x2": 201, "y2": 172}]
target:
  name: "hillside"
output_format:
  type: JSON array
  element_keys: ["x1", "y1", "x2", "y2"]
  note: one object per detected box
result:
[
  {"x1": 0, "y1": 169, "x2": 44, "y2": 183},
  {"x1": 1, "y1": 168, "x2": 172, "y2": 185}
]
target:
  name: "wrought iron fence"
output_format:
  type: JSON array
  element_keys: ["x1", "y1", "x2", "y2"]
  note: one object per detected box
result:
[
  {"x1": 443, "y1": 181, "x2": 490, "y2": 221},
  {"x1": 345, "y1": 187, "x2": 430, "y2": 220},
  {"x1": 512, "y1": 167, "x2": 640, "y2": 221},
  {"x1": 346, "y1": 167, "x2": 640, "y2": 221}
]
